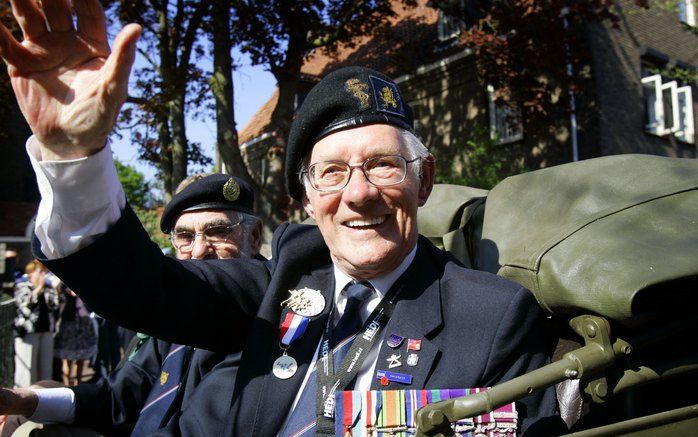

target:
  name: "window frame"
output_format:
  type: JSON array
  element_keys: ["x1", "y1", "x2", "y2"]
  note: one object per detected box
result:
[
  {"x1": 641, "y1": 73, "x2": 695, "y2": 144},
  {"x1": 678, "y1": 0, "x2": 696, "y2": 26},
  {"x1": 487, "y1": 85, "x2": 524, "y2": 144}
]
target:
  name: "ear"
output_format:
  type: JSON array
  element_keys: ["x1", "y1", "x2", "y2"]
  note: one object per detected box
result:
[
  {"x1": 418, "y1": 154, "x2": 435, "y2": 207},
  {"x1": 302, "y1": 193, "x2": 315, "y2": 219},
  {"x1": 249, "y1": 219, "x2": 264, "y2": 256}
]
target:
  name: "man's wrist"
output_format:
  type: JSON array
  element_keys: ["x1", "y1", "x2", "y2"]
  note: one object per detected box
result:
[
  {"x1": 0, "y1": 388, "x2": 38, "y2": 417},
  {"x1": 33, "y1": 136, "x2": 108, "y2": 161}
]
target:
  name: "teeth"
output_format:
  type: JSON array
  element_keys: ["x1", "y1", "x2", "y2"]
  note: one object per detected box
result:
[{"x1": 345, "y1": 216, "x2": 386, "y2": 228}]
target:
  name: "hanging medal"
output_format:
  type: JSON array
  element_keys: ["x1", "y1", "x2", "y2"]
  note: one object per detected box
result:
[{"x1": 273, "y1": 308, "x2": 309, "y2": 379}]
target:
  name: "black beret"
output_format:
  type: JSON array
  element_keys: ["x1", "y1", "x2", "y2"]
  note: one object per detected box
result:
[
  {"x1": 285, "y1": 66, "x2": 414, "y2": 202},
  {"x1": 160, "y1": 174, "x2": 254, "y2": 233}
]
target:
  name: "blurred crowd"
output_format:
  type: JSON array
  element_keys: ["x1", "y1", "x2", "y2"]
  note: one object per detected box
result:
[{"x1": 8, "y1": 257, "x2": 133, "y2": 389}]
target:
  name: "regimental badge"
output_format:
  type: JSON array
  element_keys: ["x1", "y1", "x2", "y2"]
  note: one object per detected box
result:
[
  {"x1": 345, "y1": 78, "x2": 371, "y2": 109},
  {"x1": 380, "y1": 86, "x2": 398, "y2": 109},
  {"x1": 280, "y1": 287, "x2": 326, "y2": 317},
  {"x1": 160, "y1": 371, "x2": 169, "y2": 386},
  {"x1": 223, "y1": 178, "x2": 240, "y2": 202},
  {"x1": 369, "y1": 75, "x2": 404, "y2": 117},
  {"x1": 407, "y1": 353, "x2": 419, "y2": 367}
]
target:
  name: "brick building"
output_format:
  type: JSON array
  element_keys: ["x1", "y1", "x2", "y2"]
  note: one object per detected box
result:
[{"x1": 237, "y1": 0, "x2": 697, "y2": 195}]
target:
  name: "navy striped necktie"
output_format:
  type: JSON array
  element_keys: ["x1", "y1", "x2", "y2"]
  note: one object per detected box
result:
[
  {"x1": 279, "y1": 281, "x2": 375, "y2": 437},
  {"x1": 131, "y1": 344, "x2": 188, "y2": 436}
]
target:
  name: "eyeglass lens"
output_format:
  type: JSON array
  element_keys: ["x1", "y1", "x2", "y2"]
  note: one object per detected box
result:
[
  {"x1": 308, "y1": 155, "x2": 409, "y2": 191},
  {"x1": 171, "y1": 224, "x2": 238, "y2": 251}
]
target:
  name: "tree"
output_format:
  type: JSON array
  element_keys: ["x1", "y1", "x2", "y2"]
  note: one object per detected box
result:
[
  {"x1": 234, "y1": 0, "x2": 418, "y2": 222},
  {"x1": 104, "y1": 0, "x2": 212, "y2": 200},
  {"x1": 114, "y1": 158, "x2": 170, "y2": 250},
  {"x1": 114, "y1": 158, "x2": 154, "y2": 208},
  {"x1": 451, "y1": 0, "x2": 650, "y2": 137}
]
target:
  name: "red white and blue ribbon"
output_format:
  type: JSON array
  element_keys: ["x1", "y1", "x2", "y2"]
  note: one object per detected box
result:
[{"x1": 279, "y1": 310, "x2": 309, "y2": 347}]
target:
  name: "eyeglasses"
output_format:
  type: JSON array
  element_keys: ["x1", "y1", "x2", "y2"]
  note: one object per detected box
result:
[
  {"x1": 301, "y1": 155, "x2": 421, "y2": 193},
  {"x1": 170, "y1": 222, "x2": 241, "y2": 253}
]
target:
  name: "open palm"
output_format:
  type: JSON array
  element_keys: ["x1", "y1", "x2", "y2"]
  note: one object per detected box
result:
[{"x1": 0, "y1": 0, "x2": 140, "y2": 159}]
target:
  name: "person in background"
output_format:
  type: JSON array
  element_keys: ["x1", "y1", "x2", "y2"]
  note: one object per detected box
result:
[
  {"x1": 53, "y1": 285, "x2": 98, "y2": 386},
  {"x1": 13, "y1": 261, "x2": 59, "y2": 388},
  {"x1": 0, "y1": 173, "x2": 263, "y2": 437}
]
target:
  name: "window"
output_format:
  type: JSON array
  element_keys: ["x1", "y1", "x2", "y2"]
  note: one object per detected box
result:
[
  {"x1": 641, "y1": 74, "x2": 695, "y2": 143},
  {"x1": 678, "y1": 0, "x2": 696, "y2": 26},
  {"x1": 438, "y1": 11, "x2": 463, "y2": 41},
  {"x1": 487, "y1": 85, "x2": 523, "y2": 144},
  {"x1": 437, "y1": 0, "x2": 465, "y2": 41}
]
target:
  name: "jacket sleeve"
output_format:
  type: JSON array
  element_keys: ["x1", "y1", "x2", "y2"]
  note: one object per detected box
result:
[
  {"x1": 70, "y1": 337, "x2": 167, "y2": 433},
  {"x1": 482, "y1": 286, "x2": 565, "y2": 435},
  {"x1": 35, "y1": 204, "x2": 271, "y2": 352}
]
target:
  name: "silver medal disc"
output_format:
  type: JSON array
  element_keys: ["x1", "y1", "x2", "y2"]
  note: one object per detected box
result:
[
  {"x1": 273, "y1": 354, "x2": 298, "y2": 379},
  {"x1": 285, "y1": 287, "x2": 326, "y2": 317}
]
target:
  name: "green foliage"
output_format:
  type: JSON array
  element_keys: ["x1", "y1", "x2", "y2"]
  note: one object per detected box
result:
[
  {"x1": 113, "y1": 158, "x2": 170, "y2": 251},
  {"x1": 648, "y1": 65, "x2": 698, "y2": 84},
  {"x1": 114, "y1": 158, "x2": 153, "y2": 209},
  {"x1": 133, "y1": 207, "x2": 172, "y2": 253},
  {"x1": 435, "y1": 128, "x2": 527, "y2": 190}
]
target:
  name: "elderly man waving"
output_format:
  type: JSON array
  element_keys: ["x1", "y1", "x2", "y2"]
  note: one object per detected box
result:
[{"x1": 0, "y1": 1, "x2": 559, "y2": 435}]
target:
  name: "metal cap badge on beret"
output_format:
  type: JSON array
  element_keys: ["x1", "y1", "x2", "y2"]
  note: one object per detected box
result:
[
  {"x1": 285, "y1": 66, "x2": 415, "y2": 202},
  {"x1": 160, "y1": 174, "x2": 254, "y2": 233}
]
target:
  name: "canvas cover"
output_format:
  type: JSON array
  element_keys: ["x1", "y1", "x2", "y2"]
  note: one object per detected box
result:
[{"x1": 477, "y1": 154, "x2": 698, "y2": 325}]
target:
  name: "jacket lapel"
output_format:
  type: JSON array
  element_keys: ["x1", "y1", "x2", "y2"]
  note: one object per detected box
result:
[
  {"x1": 371, "y1": 241, "x2": 444, "y2": 390},
  {"x1": 251, "y1": 266, "x2": 334, "y2": 437}
]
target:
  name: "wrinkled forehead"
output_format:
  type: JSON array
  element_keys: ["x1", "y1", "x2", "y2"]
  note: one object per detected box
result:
[{"x1": 304, "y1": 124, "x2": 408, "y2": 163}]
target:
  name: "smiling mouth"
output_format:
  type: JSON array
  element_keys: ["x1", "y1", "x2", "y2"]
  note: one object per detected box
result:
[{"x1": 343, "y1": 215, "x2": 388, "y2": 229}]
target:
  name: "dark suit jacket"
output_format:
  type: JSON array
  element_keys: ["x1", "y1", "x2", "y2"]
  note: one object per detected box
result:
[
  {"x1": 70, "y1": 336, "x2": 236, "y2": 436},
  {"x1": 39, "y1": 206, "x2": 559, "y2": 436}
]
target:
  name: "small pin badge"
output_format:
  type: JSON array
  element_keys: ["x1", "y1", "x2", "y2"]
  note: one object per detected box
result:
[
  {"x1": 387, "y1": 334, "x2": 404, "y2": 348},
  {"x1": 376, "y1": 370, "x2": 413, "y2": 385},
  {"x1": 380, "y1": 376, "x2": 389, "y2": 386},
  {"x1": 387, "y1": 354, "x2": 402, "y2": 369},
  {"x1": 407, "y1": 353, "x2": 419, "y2": 367},
  {"x1": 407, "y1": 338, "x2": 422, "y2": 351}
]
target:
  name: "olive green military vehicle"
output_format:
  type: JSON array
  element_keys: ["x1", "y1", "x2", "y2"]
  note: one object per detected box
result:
[{"x1": 414, "y1": 154, "x2": 698, "y2": 436}]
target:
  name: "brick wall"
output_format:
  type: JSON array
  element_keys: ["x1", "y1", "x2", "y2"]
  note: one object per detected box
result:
[{"x1": 584, "y1": 1, "x2": 697, "y2": 158}]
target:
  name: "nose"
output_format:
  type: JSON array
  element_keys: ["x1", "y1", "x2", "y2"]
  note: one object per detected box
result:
[
  {"x1": 343, "y1": 166, "x2": 379, "y2": 205},
  {"x1": 190, "y1": 235, "x2": 212, "y2": 259}
]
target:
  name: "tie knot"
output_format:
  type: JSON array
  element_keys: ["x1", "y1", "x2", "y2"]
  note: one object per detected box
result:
[{"x1": 345, "y1": 280, "x2": 374, "y2": 303}]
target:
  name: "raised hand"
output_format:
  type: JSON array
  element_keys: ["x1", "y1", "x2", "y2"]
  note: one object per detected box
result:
[{"x1": 0, "y1": 0, "x2": 141, "y2": 160}]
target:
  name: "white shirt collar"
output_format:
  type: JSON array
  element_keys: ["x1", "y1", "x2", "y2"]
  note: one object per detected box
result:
[{"x1": 332, "y1": 242, "x2": 418, "y2": 309}]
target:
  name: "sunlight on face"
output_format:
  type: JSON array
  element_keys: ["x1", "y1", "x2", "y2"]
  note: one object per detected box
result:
[{"x1": 303, "y1": 124, "x2": 434, "y2": 279}]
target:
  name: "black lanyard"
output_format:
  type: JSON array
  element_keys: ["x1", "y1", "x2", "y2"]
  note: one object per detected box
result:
[{"x1": 314, "y1": 284, "x2": 401, "y2": 435}]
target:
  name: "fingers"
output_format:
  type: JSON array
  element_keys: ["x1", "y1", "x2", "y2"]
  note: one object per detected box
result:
[
  {"x1": 74, "y1": 0, "x2": 107, "y2": 43},
  {"x1": 103, "y1": 24, "x2": 141, "y2": 102},
  {"x1": 40, "y1": 0, "x2": 75, "y2": 32},
  {"x1": 0, "y1": 21, "x2": 35, "y2": 71},
  {"x1": 9, "y1": 0, "x2": 48, "y2": 39}
]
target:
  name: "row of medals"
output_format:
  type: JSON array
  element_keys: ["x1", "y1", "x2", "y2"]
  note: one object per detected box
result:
[{"x1": 273, "y1": 288, "x2": 326, "y2": 379}]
